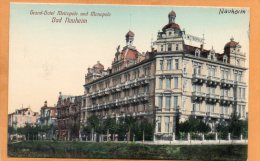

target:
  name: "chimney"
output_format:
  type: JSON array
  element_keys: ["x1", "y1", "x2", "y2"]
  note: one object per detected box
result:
[
  {"x1": 200, "y1": 44, "x2": 204, "y2": 51},
  {"x1": 44, "y1": 100, "x2": 47, "y2": 107}
]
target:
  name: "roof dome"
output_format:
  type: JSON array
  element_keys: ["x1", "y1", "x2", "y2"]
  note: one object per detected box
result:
[
  {"x1": 168, "y1": 10, "x2": 176, "y2": 17},
  {"x1": 162, "y1": 22, "x2": 180, "y2": 32},
  {"x1": 224, "y1": 38, "x2": 239, "y2": 49},
  {"x1": 125, "y1": 30, "x2": 135, "y2": 37},
  {"x1": 93, "y1": 61, "x2": 104, "y2": 69}
]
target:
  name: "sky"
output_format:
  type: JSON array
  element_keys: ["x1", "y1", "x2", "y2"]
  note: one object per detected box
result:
[{"x1": 9, "y1": 3, "x2": 250, "y2": 113}]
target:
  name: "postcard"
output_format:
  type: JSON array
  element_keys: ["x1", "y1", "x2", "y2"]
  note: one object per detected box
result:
[{"x1": 7, "y1": 3, "x2": 250, "y2": 161}]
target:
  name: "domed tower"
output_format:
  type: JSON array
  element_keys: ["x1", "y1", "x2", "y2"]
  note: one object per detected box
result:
[
  {"x1": 154, "y1": 10, "x2": 184, "y2": 53},
  {"x1": 224, "y1": 37, "x2": 245, "y2": 67},
  {"x1": 168, "y1": 10, "x2": 176, "y2": 23},
  {"x1": 125, "y1": 30, "x2": 135, "y2": 46}
]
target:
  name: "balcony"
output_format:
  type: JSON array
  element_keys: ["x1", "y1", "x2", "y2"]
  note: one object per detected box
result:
[
  {"x1": 220, "y1": 95, "x2": 234, "y2": 105},
  {"x1": 123, "y1": 81, "x2": 130, "y2": 89},
  {"x1": 91, "y1": 92, "x2": 97, "y2": 98},
  {"x1": 192, "y1": 74, "x2": 206, "y2": 84},
  {"x1": 110, "y1": 87, "x2": 117, "y2": 93},
  {"x1": 137, "y1": 92, "x2": 149, "y2": 102},
  {"x1": 220, "y1": 79, "x2": 234, "y2": 88},
  {"x1": 97, "y1": 90, "x2": 105, "y2": 97},
  {"x1": 206, "y1": 93, "x2": 220, "y2": 103},
  {"x1": 137, "y1": 76, "x2": 150, "y2": 84},
  {"x1": 104, "y1": 88, "x2": 110, "y2": 95},
  {"x1": 207, "y1": 76, "x2": 220, "y2": 86},
  {"x1": 235, "y1": 97, "x2": 246, "y2": 103},
  {"x1": 220, "y1": 113, "x2": 230, "y2": 119},
  {"x1": 191, "y1": 111, "x2": 206, "y2": 117},
  {"x1": 116, "y1": 84, "x2": 122, "y2": 92},
  {"x1": 192, "y1": 91, "x2": 206, "y2": 102},
  {"x1": 234, "y1": 81, "x2": 246, "y2": 87},
  {"x1": 130, "y1": 79, "x2": 139, "y2": 87},
  {"x1": 206, "y1": 112, "x2": 220, "y2": 118}
]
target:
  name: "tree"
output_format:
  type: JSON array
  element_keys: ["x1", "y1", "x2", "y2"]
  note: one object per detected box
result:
[
  {"x1": 179, "y1": 116, "x2": 211, "y2": 133},
  {"x1": 8, "y1": 126, "x2": 16, "y2": 135},
  {"x1": 228, "y1": 113, "x2": 247, "y2": 138},
  {"x1": 103, "y1": 117, "x2": 118, "y2": 140}
]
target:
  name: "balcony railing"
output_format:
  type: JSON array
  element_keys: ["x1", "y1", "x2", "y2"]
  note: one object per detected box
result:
[
  {"x1": 206, "y1": 112, "x2": 220, "y2": 118},
  {"x1": 220, "y1": 113, "x2": 231, "y2": 119},
  {"x1": 220, "y1": 79, "x2": 234, "y2": 88},
  {"x1": 206, "y1": 94, "x2": 220, "y2": 103},
  {"x1": 192, "y1": 91, "x2": 206, "y2": 102},
  {"x1": 234, "y1": 81, "x2": 246, "y2": 86},
  {"x1": 207, "y1": 76, "x2": 220, "y2": 86},
  {"x1": 191, "y1": 111, "x2": 206, "y2": 117},
  {"x1": 192, "y1": 74, "x2": 206, "y2": 84},
  {"x1": 220, "y1": 95, "x2": 234, "y2": 105}
]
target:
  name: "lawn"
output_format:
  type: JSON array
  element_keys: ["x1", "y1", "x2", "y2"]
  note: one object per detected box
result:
[{"x1": 8, "y1": 141, "x2": 247, "y2": 161}]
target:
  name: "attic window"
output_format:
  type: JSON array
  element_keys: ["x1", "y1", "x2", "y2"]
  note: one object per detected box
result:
[
  {"x1": 195, "y1": 49, "x2": 200, "y2": 57},
  {"x1": 169, "y1": 32, "x2": 172, "y2": 36}
]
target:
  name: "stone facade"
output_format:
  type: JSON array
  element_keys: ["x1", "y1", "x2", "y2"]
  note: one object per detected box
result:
[
  {"x1": 38, "y1": 101, "x2": 57, "y2": 139},
  {"x1": 56, "y1": 93, "x2": 82, "y2": 141},
  {"x1": 8, "y1": 107, "x2": 39, "y2": 128},
  {"x1": 82, "y1": 10, "x2": 248, "y2": 139}
]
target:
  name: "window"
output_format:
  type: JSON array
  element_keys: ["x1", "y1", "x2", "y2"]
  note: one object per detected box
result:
[
  {"x1": 223, "y1": 55, "x2": 228, "y2": 63},
  {"x1": 158, "y1": 96, "x2": 163, "y2": 109},
  {"x1": 238, "y1": 88, "x2": 242, "y2": 99},
  {"x1": 168, "y1": 44, "x2": 172, "y2": 51},
  {"x1": 238, "y1": 72, "x2": 242, "y2": 82},
  {"x1": 167, "y1": 59, "x2": 172, "y2": 70},
  {"x1": 242, "y1": 105, "x2": 245, "y2": 117},
  {"x1": 160, "y1": 45, "x2": 163, "y2": 51},
  {"x1": 207, "y1": 104, "x2": 210, "y2": 112},
  {"x1": 160, "y1": 60, "x2": 164, "y2": 70},
  {"x1": 174, "y1": 96, "x2": 178, "y2": 109},
  {"x1": 237, "y1": 59, "x2": 240, "y2": 66},
  {"x1": 144, "y1": 86, "x2": 149, "y2": 93},
  {"x1": 195, "y1": 49, "x2": 200, "y2": 57},
  {"x1": 159, "y1": 78, "x2": 163, "y2": 89},
  {"x1": 242, "y1": 88, "x2": 246, "y2": 99},
  {"x1": 165, "y1": 96, "x2": 171, "y2": 111},
  {"x1": 176, "y1": 44, "x2": 179, "y2": 51},
  {"x1": 174, "y1": 77, "x2": 178, "y2": 89},
  {"x1": 157, "y1": 116, "x2": 161, "y2": 132},
  {"x1": 221, "y1": 70, "x2": 224, "y2": 79},
  {"x1": 165, "y1": 116, "x2": 170, "y2": 133},
  {"x1": 166, "y1": 78, "x2": 171, "y2": 89},
  {"x1": 175, "y1": 59, "x2": 179, "y2": 69},
  {"x1": 221, "y1": 105, "x2": 224, "y2": 114},
  {"x1": 225, "y1": 106, "x2": 228, "y2": 115}
]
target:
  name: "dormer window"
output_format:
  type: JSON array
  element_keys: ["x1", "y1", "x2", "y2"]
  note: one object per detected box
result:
[
  {"x1": 223, "y1": 55, "x2": 228, "y2": 63},
  {"x1": 195, "y1": 49, "x2": 200, "y2": 57},
  {"x1": 208, "y1": 48, "x2": 216, "y2": 60},
  {"x1": 169, "y1": 32, "x2": 172, "y2": 36}
]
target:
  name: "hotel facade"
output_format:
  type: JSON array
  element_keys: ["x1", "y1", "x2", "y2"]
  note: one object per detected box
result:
[{"x1": 81, "y1": 11, "x2": 247, "y2": 139}]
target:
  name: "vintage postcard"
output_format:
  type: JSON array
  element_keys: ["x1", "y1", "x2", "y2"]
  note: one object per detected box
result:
[{"x1": 7, "y1": 3, "x2": 249, "y2": 161}]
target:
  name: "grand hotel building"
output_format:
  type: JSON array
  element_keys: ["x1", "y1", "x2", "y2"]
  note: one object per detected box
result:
[{"x1": 81, "y1": 11, "x2": 247, "y2": 138}]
